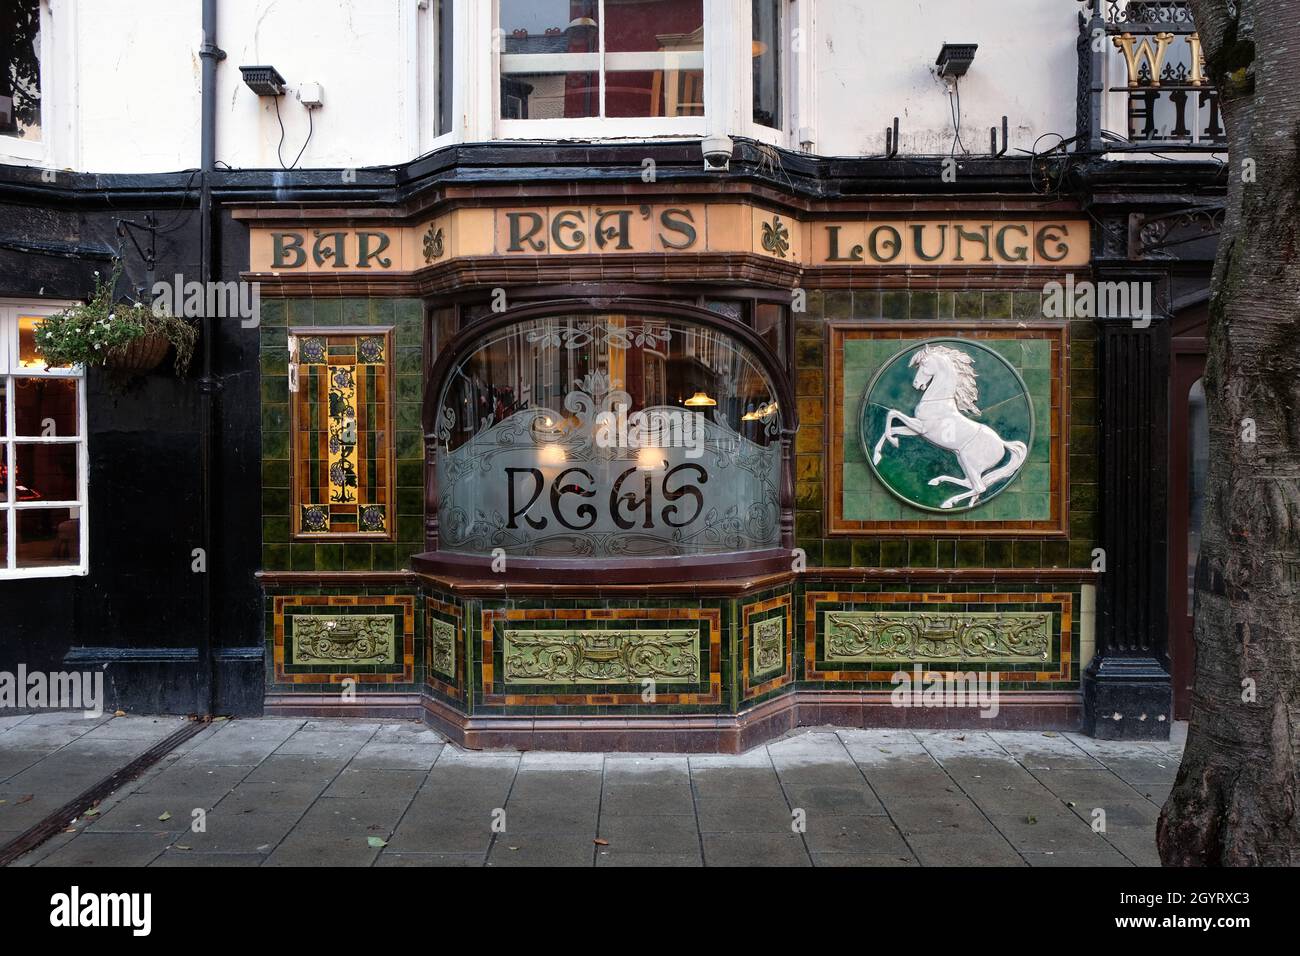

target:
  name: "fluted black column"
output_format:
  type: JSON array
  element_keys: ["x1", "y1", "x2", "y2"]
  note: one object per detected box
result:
[{"x1": 1085, "y1": 318, "x2": 1172, "y2": 739}]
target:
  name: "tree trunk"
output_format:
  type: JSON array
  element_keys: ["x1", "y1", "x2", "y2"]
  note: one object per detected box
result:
[{"x1": 1158, "y1": 0, "x2": 1300, "y2": 865}]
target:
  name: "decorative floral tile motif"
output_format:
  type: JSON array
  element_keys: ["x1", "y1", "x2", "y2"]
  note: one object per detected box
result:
[
  {"x1": 294, "y1": 614, "x2": 395, "y2": 665},
  {"x1": 823, "y1": 609, "x2": 1052, "y2": 663},
  {"x1": 272, "y1": 594, "x2": 415, "y2": 684},
  {"x1": 425, "y1": 595, "x2": 464, "y2": 703},
  {"x1": 291, "y1": 328, "x2": 394, "y2": 539},
  {"x1": 741, "y1": 592, "x2": 794, "y2": 701},
  {"x1": 502, "y1": 628, "x2": 702, "y2": 685},
  {"x1": 480, "y1": 607, "x2": 723, "y2": 707},
  {"x1": 802, "y1": 590, "x2": 1073, "y2": 683},
  {"x1": 752, "y1": 619, "x2": 784, "y2": 678}
]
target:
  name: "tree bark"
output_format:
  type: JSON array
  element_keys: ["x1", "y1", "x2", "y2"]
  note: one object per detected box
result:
[{"x1": 1158, "y1": 0, "x2": 1300, "y2": 865}]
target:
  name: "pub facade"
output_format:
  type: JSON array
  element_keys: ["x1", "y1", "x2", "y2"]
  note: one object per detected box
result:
[{"x1": 0, "y1": 0, "x2": 1224, "y2": 748}]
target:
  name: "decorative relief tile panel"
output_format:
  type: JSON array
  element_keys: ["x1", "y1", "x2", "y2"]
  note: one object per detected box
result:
[
  {"x1": 802, "y1": 590, "x2": 1074, "y2": 684},
  {"x1": 428, "y1": 616, "x2": 456, "y2": 680},
  {"x1": 823, "y1": 610, "x2": 1051, "y2": 664},
  {"x1": 826, "y1": 323, "x2": 1068, "y2": 536},
  {"x1": 291, "y1": 328, "x2": 394, "y2": 539},
  {"x1": 293, "y1": 614, "x2": 395, "y2": 665},
  {"x1": 424, "y1": 595, "x2": 464, "y2": 703},
  {"x1": 751, "y1": 618, "x2": 785, "y2": 679},
  {"x1": 272, "y1": 594, "x2": 415, "y2": 684},
  {"x1": 502, "y1": 629, "x2": 701, "y2": 685},
  {"x1": 741, "y1": 592, "x2": 794, "y2": 701},
  {"x1": 481, "y1": 607, "x2": 723, "y2": 707}
]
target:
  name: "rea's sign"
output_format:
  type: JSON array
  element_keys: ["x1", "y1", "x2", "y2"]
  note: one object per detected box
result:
[{"x1": 247, "y1": 204, "x2": 1089, "y2": 273}]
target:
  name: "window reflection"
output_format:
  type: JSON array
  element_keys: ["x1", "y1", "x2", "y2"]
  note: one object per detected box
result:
[
  {"x1": 14, "y1": 376, "x2": 77, "y2": 436},
  {"x1": 16, "y1": 507, "x2": 80, "y2": 568},
  {"x1": 752, "y1": 0, "x2": 781, "y2": 128},
  {"x1": 499, "y1": 0, "x2": 704, "y2": 119},
  {"x1": 0, "y1": 1, "x2": 41, "y2": 141}
]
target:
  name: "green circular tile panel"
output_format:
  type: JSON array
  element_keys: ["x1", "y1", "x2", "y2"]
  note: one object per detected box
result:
[{"x1": 859, "y1": 338, "x2": 1035, "y2": 513}]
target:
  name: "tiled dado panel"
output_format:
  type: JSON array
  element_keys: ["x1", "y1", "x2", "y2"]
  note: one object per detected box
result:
[
  {"x1": 260, "y1": 298, "x2": 425, "y2": 573},
  {"x1": 425, "y1": 593, "x2": 466, "y2": 704},
  {"x1": 477, "y1": 606, "x2": 725, "y2": 710},
  {"x1": 741, "y1": 592, "x2": 794, "y2": 702},
  {"x1": 271, "y1": 594, "x2": 416, "y2": 685},
  {"x1": 795, "y1": 290, "x2": 1098, "y2": 568},
  {"x1": 802, "y1": 586, "x2": 1077, "y2": 690}
]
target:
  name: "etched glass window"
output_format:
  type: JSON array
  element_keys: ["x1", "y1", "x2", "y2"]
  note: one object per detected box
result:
[{"x1": 435, "y1": 313, "x2": 782, "y2": 559}]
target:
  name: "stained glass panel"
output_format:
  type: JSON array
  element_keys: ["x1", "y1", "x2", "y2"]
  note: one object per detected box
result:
[{"x1": 291, "y1": 330, "x2": 393, "y2": 539}]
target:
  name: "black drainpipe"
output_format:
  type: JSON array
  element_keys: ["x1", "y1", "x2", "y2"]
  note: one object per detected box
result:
[{"x1": 196, "y1": 0, "x2": 224, "y2": 717}]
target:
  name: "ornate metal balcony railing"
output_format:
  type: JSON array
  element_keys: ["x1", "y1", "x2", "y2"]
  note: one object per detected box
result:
[{"x1": 1077, "y1": 1, "x2": 1229, "y2": 153}]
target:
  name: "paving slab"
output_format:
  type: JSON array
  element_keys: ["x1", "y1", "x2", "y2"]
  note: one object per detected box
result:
[
  {"x1": 347, "y1": 741, "x2": 444, "y2": 771},
  {"x1": 803, "y1": 814, "x2": 914, "y2": 855},
  {"x1": 487, "y1": 833, "x2": 595, "y2": 866},
  {"x1": 36, "y1": 831, "x2": 172, "y2": 867},
  {"x1": 702, "y1": 831, "x2": 811, "y2": 867},
  {"x1": 597, "y1": 812, "x2": 700, "y2": 854}
]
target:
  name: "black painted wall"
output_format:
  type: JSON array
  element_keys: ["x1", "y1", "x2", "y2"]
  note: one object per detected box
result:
[{"x1": 0, "y1": 196, "x2": 262, "y2": 715}]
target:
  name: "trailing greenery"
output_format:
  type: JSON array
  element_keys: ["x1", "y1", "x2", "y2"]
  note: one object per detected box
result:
[{"x1": 33, "y1": 264, "x2": 197, "y2": 376}]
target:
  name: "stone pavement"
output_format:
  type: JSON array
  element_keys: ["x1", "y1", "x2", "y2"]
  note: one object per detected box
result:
[{"x1": 1, "y1": 714, "x2": 1185, "y2": 867}]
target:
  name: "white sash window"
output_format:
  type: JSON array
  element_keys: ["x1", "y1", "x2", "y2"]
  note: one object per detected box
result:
[{"x1": 0, "y1": 302, "x2": 88, "y2": 579}]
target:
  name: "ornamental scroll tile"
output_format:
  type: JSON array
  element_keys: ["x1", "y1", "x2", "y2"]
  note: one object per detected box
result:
[
  {"x1": 502, "y1": 628, "x2": 701, "y2": 685},
  {"x1": 751, "y1": 617, "x2": 784, "y2": 679},
  {"x1": 294, "y1": 615, "x2": 396, "y2": 665},
  {"x1": 823, "y1": 611, "x2": 1052, "y2": 664},
  {"x1": 428, "y1": 617, "x2": 456, "y2": 679}
]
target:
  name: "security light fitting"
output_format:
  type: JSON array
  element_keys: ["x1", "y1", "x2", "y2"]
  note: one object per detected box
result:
[
  {"x1": 935, "y1": 43, "x2": 978, "y2": 79},
  {"x1": 239, "y1": 65, "x2": 287, "y2": 97}
]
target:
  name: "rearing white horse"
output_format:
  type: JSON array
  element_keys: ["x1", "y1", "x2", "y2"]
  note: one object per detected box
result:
[{"x1": 871, "y1": 343, "x2": 1028, "y2": 509}]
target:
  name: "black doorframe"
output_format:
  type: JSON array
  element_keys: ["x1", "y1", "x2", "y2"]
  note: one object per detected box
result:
[{"x1": 1168, "y1": 305, "x2": 1208, "y2": 720}]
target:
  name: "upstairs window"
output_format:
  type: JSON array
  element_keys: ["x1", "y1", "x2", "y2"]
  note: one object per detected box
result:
[
  {"x1": 0, "y1": 0, "x2": 42, "y2": 144},
  {"x1": 499, "y1": 0, "x2": 705, "y2": 123},
  {"x1": 751, "y1": 0, "x2": 781, "y2": 129}
]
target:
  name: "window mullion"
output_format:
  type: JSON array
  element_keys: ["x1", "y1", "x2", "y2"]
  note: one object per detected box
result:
[{"x1": 5, "y1": 374, "x2": 13, "y2": 573}]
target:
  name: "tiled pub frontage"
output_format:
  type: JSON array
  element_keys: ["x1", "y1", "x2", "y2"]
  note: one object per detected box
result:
[{"x1": 248, "y1": 179, "x2": 1126, "y2": 753}]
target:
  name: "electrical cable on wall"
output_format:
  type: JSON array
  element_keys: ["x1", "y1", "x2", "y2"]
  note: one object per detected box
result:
[
  {"x1": 273, "y1": 95, "x2": 315, "y2": 170},
  {"x1": 948, "y1": 82, "x2": 968, "y2": 156}
]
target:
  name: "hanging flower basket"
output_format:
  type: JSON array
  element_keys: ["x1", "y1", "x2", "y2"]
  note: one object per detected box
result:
[
  {"x1": 32, "y1": 263, "x2": 197, "y2": 378},
  {"x1": 106, "y1": 331, "x2": 171, "y2": 372}
]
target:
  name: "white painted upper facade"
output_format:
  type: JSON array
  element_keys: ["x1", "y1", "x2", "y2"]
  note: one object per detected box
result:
[{"x1": 1, "y1": 0, "x2": 1212, "y2": 173}]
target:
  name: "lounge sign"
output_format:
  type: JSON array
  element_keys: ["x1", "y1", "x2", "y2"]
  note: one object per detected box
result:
[{"x1": 247, "y1": 204, "x2": 1089, "y2": 273}]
